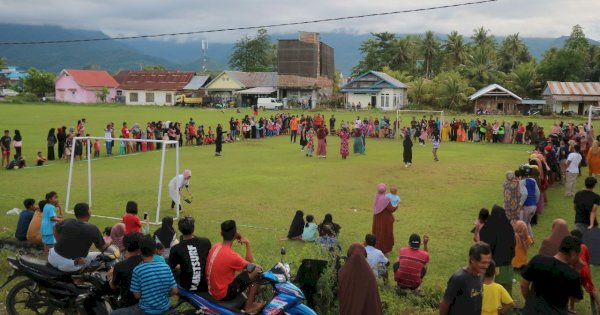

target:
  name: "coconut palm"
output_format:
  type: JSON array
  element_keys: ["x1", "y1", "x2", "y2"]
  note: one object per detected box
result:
[
  {"x1": 389, "y1": 36, "x2": 417, "y2": 71},
  {"x1": 471, "y1": 26, "x2": 496, "y2": 49},
  {"x1": 421, "y1": 31, "x2": 440, "y2": 79},
  {"x1": 408, "y1": 77, "x2": 432, "y2": 106},
  {"x1": 443, "y1": 31, "x2": 468, "y2": 69},
  {"x1": 434, "y1": 71, "x2": 474, "y2": 110},
  {"x1": 463, "y1": 45, "x2": 501, "y2": 90},
  {"x1": 507, "y1": 61, "x2": 541, "y2": 99},
  {"x1": 498, "y1": 33, "x2": 531, "y2": 72}
]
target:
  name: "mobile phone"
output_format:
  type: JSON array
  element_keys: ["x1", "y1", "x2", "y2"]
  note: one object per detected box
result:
[{"x1": 143, "y1": 212, "x2": 148, "y2": 220}]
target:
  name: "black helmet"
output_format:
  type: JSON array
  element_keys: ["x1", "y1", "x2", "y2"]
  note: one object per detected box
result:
[{"x1": 519, "y1": 164, "x2": 532, "y2": 176}]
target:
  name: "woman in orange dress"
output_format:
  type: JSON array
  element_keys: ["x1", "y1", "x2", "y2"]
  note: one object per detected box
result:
[
  {"x1": 371, "y1": 183, "x2": 398, "y2": 254},
  {"x1": 587, "y1": 140, "x2": 600, "y2": 177}
]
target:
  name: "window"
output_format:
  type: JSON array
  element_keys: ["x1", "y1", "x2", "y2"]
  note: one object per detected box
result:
[
  {"x1": 381, "y1": 95, "x2": 384, "y2": 108},
  {"x1": 385, "y1": 94, "x2": 389, "y2": 107},
  {"x1": 146, "y1": 92, "x2": 154, "y2": 103},
  {"x1": 116, "y1": 90, "x2": 122, "y2": 96},
  {"x1": 130, "y1": 92, "x2": 138, "y2": 102},
  {"x1": 166, "y1": 93, "x2": 172, "y2": 103}
]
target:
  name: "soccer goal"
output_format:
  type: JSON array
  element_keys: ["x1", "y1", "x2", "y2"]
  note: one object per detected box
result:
[
  {"x1": 64, "y1": 136, "x2": 180, "y2": 224},
  {"x1": 396, "y1": 109, "x2": 445, "y2": 136}
]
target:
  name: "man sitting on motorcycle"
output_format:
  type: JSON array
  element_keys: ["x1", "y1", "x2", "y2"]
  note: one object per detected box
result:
[
  {"x1": 168, "y1": 216, "x2": 211, "y2": 292},
  {"x1": 109, "y1": 232, "x2": 143, "y2": 308},
  {"x1": 207, "y1": 220, "x2": 264, "y2": 314},
  {"x1": 48, "y1": 203, "x2": 110, "y2": 272}
]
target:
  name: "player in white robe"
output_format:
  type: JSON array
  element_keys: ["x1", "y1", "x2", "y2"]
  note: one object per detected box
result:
[{"x1": 168, "y1": 169, "x2": 191, "y2": 210}]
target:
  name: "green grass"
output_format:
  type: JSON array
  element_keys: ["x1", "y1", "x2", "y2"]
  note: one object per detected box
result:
[{"x1": 0, "y1": 102, "x2": 597, "y2": 314}]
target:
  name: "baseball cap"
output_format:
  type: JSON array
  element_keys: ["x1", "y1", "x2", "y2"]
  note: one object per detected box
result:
[{"x1": 409, "y1": 233, "x2": 421, "y2": 249}]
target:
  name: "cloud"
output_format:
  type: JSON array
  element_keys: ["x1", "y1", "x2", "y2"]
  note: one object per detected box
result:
[{"x1": 0, "y1": 0, "x2": 599, "y2": 42}]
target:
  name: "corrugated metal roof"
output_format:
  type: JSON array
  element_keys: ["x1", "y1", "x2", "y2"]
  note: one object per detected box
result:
[
  {"x1": 235, "y1": 87, "x2": 277, "y2": 94},
  {"x1": 520, "y1": 99, "x2": 546, "y2": 105},
  {"x1": 370, "y1": 71, "x2": 409, "y2": 89},
  {"x1": 225, "y1": 71, "x2": 278, "y2": 88},
  {"x1": 544, "y1": 81, "x2": 600, "y2": 96},
  {"x1": 182, "y1": 75, "x2": 210, "y2": 90},
  {"x1": 469, "y1": 84, "x2": 522, "y2": 101},
  {"x1": 114, "y1": 70, "x2": 194, "y2": 91}
]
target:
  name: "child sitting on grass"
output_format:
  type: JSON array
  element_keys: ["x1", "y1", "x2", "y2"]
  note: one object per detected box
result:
[
  {"x1": 302, "y1": 215, "x2": 318, "y2": 242},
  {"x1": 482, "y1": 260, "x2": 514, "y2": 315},
  {"x1": 153, "y1": 242, "x2": 167, "y2": 264}
]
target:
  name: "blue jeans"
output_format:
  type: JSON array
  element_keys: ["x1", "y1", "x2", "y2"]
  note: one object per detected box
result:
[{"x1": 105, "y1": 140, "x2": 113, "y2": 156}]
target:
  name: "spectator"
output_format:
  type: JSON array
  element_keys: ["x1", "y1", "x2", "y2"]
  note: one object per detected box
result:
[
  {"x1": 479, "y1": 205, "x2": 515, "y2": 295},
  {"x1": 539, "y1": 218, "x2": 570, "y2": 257},
  {"x1": 153, "y1": 243, "x2": 167, "y2": 263},
  {"x1": 15, "y1": 198, "x2": 35, "y2": 241},
  {"x1": 512, "y1": 220, "x2": 534, "y2": 269},
  {"x1": 284, "y1": 210, "x2": 304, "y2": 240},
  {"x1": 472, "y1": 208, "x2": 489, "y2": 242},
  {"x1": 318, "y1": 213, "x2": 341, "y2": 237},
  {"x1": 394, "y1": 233, "x2": 430, "y2": 291},
  {"x1": 26, "y1": 201, "x2": 44, "y2": 246},
  {"x1": 519, "y1": 164, "x2": 540, "y2": 237},
  {"x1": 565, "y1": 144, "x2": 583, "y2": 197},
  {"x1": 316, "y1": 225, "x2": 341, "y2": 252},
  {"x1": 169, "y1": 216, "x2": 211, "y2": 292},
  {"x1": 302, "y1": 215, "x2": 318, "y2": 242},
  {"x1": 153, "y1": 216, "x2": 177, "y2": 259},
  {"x1": 109, "y1": 232, "x2": 143, "y2": 308},
  {"x1": 110, "y1": 235, "x2": 178, "y2": 315},
  {"x1": 1, "y1": 129, "x2": 11, "y2": 167},
  {"x1": 110, "y1": 223, "x2": 126, "y2": 253},
  {"x1": 122, "y1": 201, "x2": 141, "y2": 234},
  {"x1": 569, "y1": 229, "x2": 600, "y2": 313},
  {"x1": 35, "y1": 152, "x2": 47, "y2": 166},
  {"x1": 48, "y1": 202, "x2": 109, "y2": 272},
  {"x1": 338, "y1": 243, "x2": 383, "y2": 315},
  {"x1": 520, "y1": 235, "x2": 583, "y2": 314},
  {"x1": 103, "y1": 226, "x2": 112, "y2": 244},
  {"x1": 365, "y1": 234, "x2": 389, "y2": 280},
  {"x1": 573, "y1": 176, "x2": 600, "y2": 231},
  {"x1": 6, "y1": 154, "x2": 25, "y2": 169},
  {"x1": 206, "y1": 220, "x2": 264, "y2": 314},
  {"x1": 41, "y1": 191, "x2": 63, "y2": 257},
  {"x1": 482, "y1": 260, "x2": 514, "y2": 315},
  {"x1": 439, "y1": 242, "x2": 492, "y2": 315}
]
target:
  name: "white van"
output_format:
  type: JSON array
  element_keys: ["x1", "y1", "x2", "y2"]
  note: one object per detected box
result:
[{"x1": 257, "y1": 98, "x2": 284, "y2": 110}]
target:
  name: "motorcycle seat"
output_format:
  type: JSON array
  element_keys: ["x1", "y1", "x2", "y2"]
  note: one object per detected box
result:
[
  {"x1": 198, "y1": 292, "x2": 246, "y2": 312},
  {"x1": 19, "y1": 256, "x2": 72, "y2": 278}
]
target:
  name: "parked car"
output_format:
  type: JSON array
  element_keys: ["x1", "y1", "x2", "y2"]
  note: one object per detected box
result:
[
  {"x1": 560, "y1": 110, "x2": 577, "y2": 117},
  {"x1": 0, "y1": 88, "x2": 19, "y2": 97},
  {"x1": 257, "y1": 98, "x2": 284, "y2": 110}
]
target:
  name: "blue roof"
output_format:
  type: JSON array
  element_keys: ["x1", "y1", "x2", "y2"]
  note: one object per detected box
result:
[
  {"x1": 341, "y1": 70, "x2": 408, "y2": 91},
  {"x1": 340, "y1": 88, "x2": 379, "y2": 93},
  {"x1": 6, "y1": 72, "x2": 28, "y2": 80}
]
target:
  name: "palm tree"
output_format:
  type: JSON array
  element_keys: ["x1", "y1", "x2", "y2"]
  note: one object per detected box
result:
[
  {"x1": 408, "y1": 77, "x2": 431, "y2": 105},
  {"x1": 421, "y1": 31, "x2": 440, "y2": 79},
  {"x1": 434, "y1": 71, "x2": 474, "y2": 109},
  {"x1": 0, "y1": 57, "x2": 6, "y2": 69},
  {"x1": 471, "y1": 26, "x2": 495, "y2": 49},
  {"x1": 507, "y1": 61, "x2": 541, "y2": 99},
  {"x1": 444, "y1": 31, "x2": 468, "y2": 69},
  {"x1": 463, "y1": 45, "x2": 501, "y2": 89},
  {"x1": 499, "y1": 33, "x2": 530, "y2": 72},
  {"x1": 389, "y1": 37, "x2": 415, "y2": 70}
]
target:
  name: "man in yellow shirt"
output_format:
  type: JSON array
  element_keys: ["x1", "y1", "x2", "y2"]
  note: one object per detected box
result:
[{"x1": 482, "y1": 261, "x2": 514, "y2": 315}]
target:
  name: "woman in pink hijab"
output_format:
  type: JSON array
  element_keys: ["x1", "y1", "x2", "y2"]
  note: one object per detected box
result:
[{"x1": 371, "y1": 183, "x2": 398, "y2": 254}]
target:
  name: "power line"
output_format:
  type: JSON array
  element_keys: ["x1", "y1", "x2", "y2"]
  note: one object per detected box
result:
[{"x1": 0, "y1": 0, "x2": 498, "y2": 46}]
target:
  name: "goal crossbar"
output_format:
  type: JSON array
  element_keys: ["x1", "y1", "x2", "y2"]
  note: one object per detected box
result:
[{"x1": 65, "y1": 136, "x2": 180, "y2": 224}]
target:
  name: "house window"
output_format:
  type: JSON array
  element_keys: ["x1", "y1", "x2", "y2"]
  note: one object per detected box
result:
[
  {"x1": 130, "y1": 92, "x2": 138, "y2": 102},
  {"x1": 381, "y1": 95, "x2": 384, "y2": 108},
  {"x1": 385, "y1": 94, "x2": 389, "y2": 107},
  {"x1": 116, "y1": 90, "x2": 122, "y2": 96},
  {"x1": 146, "y1": 92, "x2": 155, "y2": 103},
  {"x1": 166, "y1": 93, "x2": 172, "y2": 103}
]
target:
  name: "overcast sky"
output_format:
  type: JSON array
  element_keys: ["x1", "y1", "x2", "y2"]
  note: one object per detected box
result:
[{"x1": 0, "y1": 0, "x2": 599, "y2": 43}]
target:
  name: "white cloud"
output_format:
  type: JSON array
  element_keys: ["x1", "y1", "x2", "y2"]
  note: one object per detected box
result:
[{"x1": 0, "y1": 0, "x2": 599, "y2": 42}]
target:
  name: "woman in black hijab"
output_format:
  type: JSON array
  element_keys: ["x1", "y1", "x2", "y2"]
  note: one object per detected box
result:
[
  {"x1": 154, "y1": 216, "x2": 176, "y2": 259},
  {"x1": 284, "y1": 210, "x2": 304, "y2": 240},
  {"x1": 47, "y1": 128, "x2": 56, "y2": 160},
  {"x1": 318, "y1": 213, "x2": 341, "y2": 236},
  {"x1": 479, "y1": 204, "x2": 515, "y2": 295},
  {"x1": 403, "y1": 129, "x2": 413, "y2": 167}
]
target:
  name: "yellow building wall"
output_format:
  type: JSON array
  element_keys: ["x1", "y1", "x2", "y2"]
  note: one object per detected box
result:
[{"x1": 205, "y1": 73, "x2": 244, "y2": 90}]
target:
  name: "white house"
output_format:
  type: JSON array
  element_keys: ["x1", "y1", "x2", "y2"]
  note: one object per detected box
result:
[
  {"x1": 340, "y1": 71, "x2": 408, "y2": 110},
  {"x1": 114, "y1": 70, "x2": 195, "y2": 106}
]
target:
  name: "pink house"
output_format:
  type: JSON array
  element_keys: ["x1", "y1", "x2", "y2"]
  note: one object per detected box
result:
[{"x1": 55, "y1": 69, "x2": 119, "y2": 103}]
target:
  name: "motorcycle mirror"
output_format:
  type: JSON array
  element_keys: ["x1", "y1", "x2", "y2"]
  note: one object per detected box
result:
[{"x1": 280, "y1": 247, "x2": 286, "y2": 256}]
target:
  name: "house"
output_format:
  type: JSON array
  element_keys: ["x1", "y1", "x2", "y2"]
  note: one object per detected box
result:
[
  {"x1": 0, "y1": 66, "x2": 28, "y2": 84},
  {"x1": 204, "y1": 71, "x2": 278, "y2": 107},
  {"x1": 278, "y1": 32, "x2": 335, "y2": 107},
  {"x1": 54, "y1": 69, "x2": 119, "y2": 103},
  {"x1": 468, "y1": 84, "x2": 522, "y2": 114},
  {"x1": 114, "y1": 70, "x2": 195, "y2": 105},
  {"x1": 543, "y1": 81, "x2": 600, "y2": 115},
  {"x1": 181, "y1": 75, "x2": 211, "y2": 98},
  {"x1": 340, "y1": 71, "x2": 408, "y2": 111},
  {"x1": 518, "y1": 99, "x2": 547, "y2": 115},
  {"x1": 0, "y1": 75, "x2": 8, "y2": 88}
]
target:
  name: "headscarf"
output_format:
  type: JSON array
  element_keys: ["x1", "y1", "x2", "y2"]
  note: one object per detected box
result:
[
  {"x1": 373, "y1": 183, "x2": 390, "y2": 215},
  {"x1": 539, "y1": 218, "x2": 569, "y2": 257},
  {"x1": 286, "y1": 210, "x2": 305, "y2": 239},
  {"x1": 154, "y1": 216, "x2": 176, "y2": 248},
  {"x1": 338, "y1": 244, "x2": 382, "y2": 315},
  {"x1": 479, "y1": 205, "x2": 515, "y2": 266},
  {"x1": 183, "y1": 169, "x2": 192, "y2": 178},
  {"x1": 110, "y1": 223, "x2": 126, "y2": 252},
  {"x1": 514, "y1": 220, "x2": 529, "y2": 250},
  {"x1": 319, "y1": 213, "x2": 341, "y2": 236},
  {"x1": 592, "y1": 140, "x2": 600, "y2": 155}
]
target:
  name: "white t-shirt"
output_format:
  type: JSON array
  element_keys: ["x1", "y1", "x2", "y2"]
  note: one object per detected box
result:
[
  {"x1": 104, "y1": 128, "x2": 113, "y2": 140},
  {"x1": 566, "y1": 152, "x2": 582, "y2": 173}
]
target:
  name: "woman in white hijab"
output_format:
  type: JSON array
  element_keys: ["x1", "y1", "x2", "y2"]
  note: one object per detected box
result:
[{"x1": 168, "y1": 169, "x2": 192, "y2": 211}]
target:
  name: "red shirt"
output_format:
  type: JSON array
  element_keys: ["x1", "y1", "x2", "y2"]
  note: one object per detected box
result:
[
  {"x1": 580, "y1": 244, "x2": 595, "y2": 293},
  {"x1": 122, "y1": 213, "x2": 141, "y2": 234},
  {"x1": 206, "y1": 243, "x2": 248, "y2": 300},
  {"x1": 121, "y1": 127, "x2": 130, "y2": 138},
  {"x1": 394, "y1": 247, "x2": 430, "y2": 289}
]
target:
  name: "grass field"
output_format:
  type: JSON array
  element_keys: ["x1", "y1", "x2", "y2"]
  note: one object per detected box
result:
[{"x1": 0, "y1": 103, "x2": 597, "y2": 314}]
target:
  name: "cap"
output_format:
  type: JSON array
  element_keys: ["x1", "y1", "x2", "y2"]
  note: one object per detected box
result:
[{"x1": 409, "y1": 233, "x2": 421, "y2": 249}]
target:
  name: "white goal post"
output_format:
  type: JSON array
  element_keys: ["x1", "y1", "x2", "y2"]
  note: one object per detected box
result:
[
  {"x1": 65, "y1": 136, "x2": 180, "y2": 224},
  {"x1": 588, "y1": 105, "x2": 600, "y2": 128},
  {"x1": 396, "y1": 109, "x2": 445, "y2": 137}
]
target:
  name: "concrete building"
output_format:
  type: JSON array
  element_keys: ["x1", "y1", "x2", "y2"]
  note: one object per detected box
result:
[
  {"x1": 114, "y1": 70, "x2": 194, "y2": 106},
  {"x1": 543, "y1": 81, "x2": 600, "y2": 114},
  {"x1": 55, "y1": 69, "x2": 118, "y2": 103},
  {"x1": 340, "y1": 71, "x2": 408, "y2": 110}
]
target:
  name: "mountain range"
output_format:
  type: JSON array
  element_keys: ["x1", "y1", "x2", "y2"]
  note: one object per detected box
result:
[{"x1": 0, "y1": 23, "x2": 597, "y2": 76}]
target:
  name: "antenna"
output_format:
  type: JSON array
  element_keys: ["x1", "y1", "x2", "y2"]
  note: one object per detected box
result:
[{"x1": 201, "y1": 40, "x2": 208, "y2": 72}]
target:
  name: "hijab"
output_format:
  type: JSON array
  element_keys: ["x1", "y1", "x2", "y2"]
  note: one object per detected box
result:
[
  {"x1": 373, "y1": 183, "x2": 390, "y2": 215},
  {"x1": 154, "y1": 216, "x2": 176, "y2": 248},
  {"x1": 319, "y1": 213, "x2": 341, "y2": 236},
  {"x1": 479, "y1": 205, "x2": 515, "y2": 266},
  {"x1": 539, "y1": 218, "x2": 569, "y2": 257},
  {"x1": 110, "y1": 223, "x2": 126, "y2": 252},
  {"x1": 514, "y1": 220, "x2": 529, "y2": 250},
  {"x1": 287, "y1": 210, "x2": 305, "y2": 239},
  {"x1": 338, "y1": 244, "x2": 382, "y2": 315}
]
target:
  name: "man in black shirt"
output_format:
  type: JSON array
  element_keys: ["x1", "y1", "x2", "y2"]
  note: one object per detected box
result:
[
  {"x1": 169, "y1": 216, "x2": 211, "y2": 292},
  {"x1": 48, "y1": 203, "x2": 109, "y2": 272},
  {"x1": 110, "y1": 232, "x2": 143, "y2": 308},
  {"x1": 520, "y1": 235, "x2": 583, "y2": 314},
  {"x1": 439, "y1": 242, "x2": 492, "y2": 315},
  {"x1": 574, "y1": 176, "x2": 600, "y2": 231}
]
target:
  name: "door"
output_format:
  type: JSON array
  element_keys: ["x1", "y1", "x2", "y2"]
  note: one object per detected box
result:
[
  {"x1": 578, "y1": 103, "x2": 584, "y2": 115},
  {"x1": 371, "y1": 96, "x2": 377, "y2": 107}
]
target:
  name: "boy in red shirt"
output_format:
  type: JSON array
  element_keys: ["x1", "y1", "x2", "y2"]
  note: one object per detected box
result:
[{"x1": 207, "y1": 220, "x2": 263, "y2": 313}]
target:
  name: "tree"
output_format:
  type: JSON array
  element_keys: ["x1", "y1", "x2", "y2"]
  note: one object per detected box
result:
[
  {"x1": 564, "y1": 24, "x2": 589, "y2": 52},
  {"x1": 353, "y1": 32, "x2": 396, "y2": 75},
  {"x1": 96, "y1": 87, "x2": 109, "y2": 102},
  {"x1": 382, "y1": 66, "x2": 413, "y2": 84},
  {"x1": 498, "y1": 33, "x2": 531, "y2": 72},
  {"x1": 507, "y1": 61, "x2": 541, "y2": 99},
  {"x1": 0, "y1": 56, "x2": 6, "y2": 69},
  {"x1": 23, "y1": 68, "x2": 55, "y2": 97},
  {"x1": 539, "y1": 46, "x2": 587, "y2": 82},
  {"x1": 142, "y1": 65, "x2": 166, "y2": 71},
  {"x1": 462, "y1": 45, "x2": 502, "y2": 89},
  {"x1": 421, "y1": 31, "x2": 440, "y2": 79},
  {"x1": 408, "y1": 77, "x2": 433, "y2": 106},
  {"x1": 432, "y1": 71, "x2": 474, "y2": 109},
  {"x1": 229, "y1": 28, "x2": 276, "y2": 72},
  {"x1": 443, "y1": 31, "x2": 468, "y2": 69},
  {"x1": 389, "y1": 36, "x2": 418, "y2": 72},
  {"x1": 471, "y1": 26, "x2": 496, "y2": 49}
]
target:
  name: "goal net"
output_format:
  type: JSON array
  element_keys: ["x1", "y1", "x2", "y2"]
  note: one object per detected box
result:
[
  {"x1": 396, "y1": 110, "x2": 445, "y2": 137},
  {"x1": 65, "y1": 136, "x2": 180, "y2": 224}
]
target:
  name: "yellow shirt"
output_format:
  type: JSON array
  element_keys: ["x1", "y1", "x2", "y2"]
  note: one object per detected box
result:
[
  {"x1": 512, "y1": 236, "x2": 534, "y2": 268},
  {"x1": 482, "y1": 282, "x2": 513, "y2": 315}
]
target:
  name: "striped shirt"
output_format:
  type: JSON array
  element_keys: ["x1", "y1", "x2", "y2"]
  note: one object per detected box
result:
[{"x1": 130, "y1": 261, "x2": 176, "y2": 314}]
